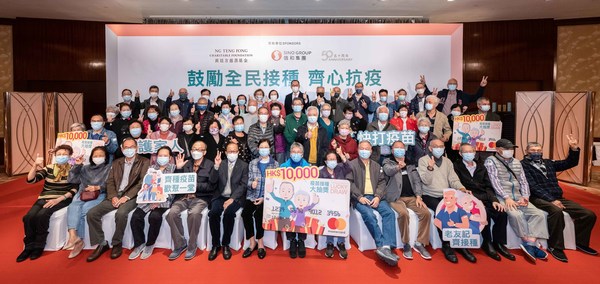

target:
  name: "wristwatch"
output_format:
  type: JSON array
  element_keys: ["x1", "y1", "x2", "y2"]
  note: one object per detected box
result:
[{"x1": 427, "y1": 166, "x2": 434, "y2": 171}]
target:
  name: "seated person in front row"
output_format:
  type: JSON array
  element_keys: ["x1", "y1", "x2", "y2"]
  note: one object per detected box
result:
[
  {"x1": 453, "y1": 143, "x2": 515, "y2": 261},
  {"x1": 484, "y1": 139, "x2": 549, "y2": 262},
  {"x1": 417, "y1": 139, "x2": 475, "y2": 264},
  {"x1": 208, "y1": 142, "x2": 249, "y2": 261},
  {"x1": 347, "y1": 140, "x2": 398, "y2": 266},
  {"x1": 522, "y1": 135, "x2": 597, "y2": 262},
  {"x1": 86, "y1": 138, "x2": 150, "y2": 262},
  {"x1": 17, "y1": 145, "x2": 78, "y2": 262},
  {"x1": 382, "y1": 141, "x2": 432, "y2": 260}
]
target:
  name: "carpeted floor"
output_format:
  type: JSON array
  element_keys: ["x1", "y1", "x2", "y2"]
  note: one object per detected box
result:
[{"x1": 1, "y1": 177, "x2": 599, "y2": 283}]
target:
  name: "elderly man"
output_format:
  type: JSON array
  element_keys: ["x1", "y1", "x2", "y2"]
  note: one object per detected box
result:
[
  {"x1": 284, "y1": 80, "x2": 308, "y2": 115},
  {"x1": 309, "y1": 86, "x2": 330, "y2": 110},
  {"x1": 87, "y1": 114, "x2": 118, "y2": 161},
  {"x1": 284, "y1": 97, "x2": 308, "y2": 153},
  {"x1": 347, "y1": 82, "x2": 372, "y2": 123},
  {"x1": 407, "y1": 117, "x2": 437, "y2": 165},
  {"x1": 191, "y1": 97, "x2": 215, "y2": 135},
  {"x1": 331, "y1": 86, "x2": 354, "y2": 123},
  {"x1": 453, "y1": 143, "x2": 515, "y2": 261},
  {"x1": 484, "y1": 139, "x2": 549, "y2": 262},
  {"x1": 296, "y1": 106, "x2": 329, "y2": 166},
  {"x1": 416, "y1": 95, "x2": 451, "y2": 143},
  {"x1": 347, "y1": 140, "x2": 398, "y2": 266},
  {"x1": 418, "y1": 138, "x2": 475, "y2": 263},
  {"x1": 241, "y1": 99, "x2": 259, "y2": 133},
  {"x1": 410, "y1": 81, "x2": 430, "y2": 115},
  {"x1": 366, "y1": 105, "x2": 397, "y2": 164},
  {"x1": 523, "y1": 135, "x2": 597, "y2": 262},
  {"x1": 368, "y1": 89, "x2": 396, "y2": 122},
  {"x1": 166, "y1": 88, "x2": 194, "y2": 119},
  {"x1": 426, "y1": 76, "x2": 488, "y2": 115},
  {"x1": 383, "y1": 141, "x2": 432, "y2": 260}
]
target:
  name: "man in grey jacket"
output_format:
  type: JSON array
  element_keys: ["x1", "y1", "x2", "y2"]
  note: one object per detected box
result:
[{"x1": 383, "y1": 141, "x2": 431, "y2": 260}]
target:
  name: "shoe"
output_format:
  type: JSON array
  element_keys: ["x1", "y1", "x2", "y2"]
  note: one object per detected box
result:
[
  {"x1": 110, "y1": 245, "x2": 123, "y2": 259},
  {"x1": 482, "y1": 241, "x2": 500, "y2": 261},
  {"x1": 140, "y1": 245, "x2": 154, "y2": 260},
  {"x1": 208, "y1": 246, "x2": 220, "y2": 261},
  {"x1": 402, "y1": 243, "x2": 413, "y2": 260},
  {"x1": 533, "y1": 246, "x2": 548, "y2": 260},
  {"x1": 16, "y1": 249, "x2": 32, "y2": 262},
  {"x1": 376, "y1": 247, "x2": 398, "y2": 266},
  {"x1": 289, "y1": 239, "x2": 298, "y2": 259},
  {"x1": 69, "y1": 239, "x2": 84, "y2": 259},
  {"x1": 62, "y1": 238, "x2": 79, "y2": 250},
  {"x1": 29, "y1": 248, "x2": 43, "y2": 260},
  {"x1": 128, "y1": 245, "x2": 145, "y2": 260},
  {"x1": 441, "y1": 243, "x2": 458, "y2": 263},
  {"x1": 184, "y1": 248, "x2": 196, "y2": 261},
  {"x1": 413, "y1": 243, "x2": 432, "y2": 260},
  {"x1": 520, "y1": 244, "x2": 536, "y2": 262},
  {"x1": 169, "y1": 245, "x2": 187, "y2": 261},
  {"x1": 242, "y1": 245, "x2": 257, "y2": 258},
  {"x1": 389, "y1": 248, "x2": 400, "y2": 261},
  {"x1": 257, "y1": 248, "x2": 266, "y2": 259},
  {"x1": 338, "y1": 243, "x2": 348, "y2": 259},
  {"x1": 87, "y1": 242, "x2": 110, "y2": 262},
  {"x1": 576, "y1": 245, "x2": 598, "y2": 255},
  {"x1": 494, "y1": 243, "x2": 515, "y2": 261},
  {"x1": 325, "y1": 243, "x2": 334, "y2": 258},
  {"x1": 547, "y1": 247, "x2": 567, "y2": 262},
  {"x1": 298, "y1": 239, "x2": 306, "y2": 258},
  {"x1": 223, "y1": 246, "x2": 232, "y2": 260},
  {"x1": 458, "y1": 248, "x2": 477, "y2": 263}
]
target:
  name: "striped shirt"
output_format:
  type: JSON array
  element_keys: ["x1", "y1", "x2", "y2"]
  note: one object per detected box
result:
[{"x1": 27, "y1": 164, "x2": 78, "y2": 200}]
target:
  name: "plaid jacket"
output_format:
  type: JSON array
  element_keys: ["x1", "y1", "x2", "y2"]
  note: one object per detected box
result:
[
  {"x1": 246, "y1": 157, "x2": 279, "y2": 200},
  {"x1": 521, "y1": 148, "x2": 580, "y2": 201}
]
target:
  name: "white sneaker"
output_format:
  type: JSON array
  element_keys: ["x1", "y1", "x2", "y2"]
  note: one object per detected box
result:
[
  {"x1": 128, "y1": 244, "x2": 145, "y2": 260},
  {"x1": 140, "y1": 245, "x2": 155, "y2": 260}
]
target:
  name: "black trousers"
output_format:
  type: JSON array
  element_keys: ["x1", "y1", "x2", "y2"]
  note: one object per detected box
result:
[
  {"x1": 130, "y1": 207, "x2": 168, "y2": 248},
  {"x1": 208, "y1": 196, "x2": 242, "y2": 247},
  {"x1": 241, "y1": 199, "x2": 264, "y2": 240},
  {"x1": 23, "y1": 199, "x2": 70, "y2": 250},
  {"x1": 481, "y1": 201, "x2": 508, "y2": 245},
  {"x1": 530, "y1": 197, "x2": 597, "y2": 249},
  {"x1": 421, "y1": 195, "x2": 448, "y2": 246}
]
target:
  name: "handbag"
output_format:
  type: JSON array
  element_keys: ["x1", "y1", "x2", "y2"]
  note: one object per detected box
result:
[{"x1": 80, "y1": 190, "x2": 100, "y2": 201}]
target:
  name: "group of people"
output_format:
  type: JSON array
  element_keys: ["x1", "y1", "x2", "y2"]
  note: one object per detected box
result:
[{"x1": 17, "y1": 77, "x2": 597, "y2": 268}]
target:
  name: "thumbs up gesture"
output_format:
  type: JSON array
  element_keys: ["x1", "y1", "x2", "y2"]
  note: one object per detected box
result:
[{"x1": 35, "y1": 153, "x2": 44, "y2": 167}]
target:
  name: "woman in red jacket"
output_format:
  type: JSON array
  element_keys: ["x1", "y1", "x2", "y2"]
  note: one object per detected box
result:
[
  {"x1": 329, "y1": 119, "x2": 358, "y2": 161},
  {"x1": 390, "y1": 104, "x2": 417, "y2": 131}
]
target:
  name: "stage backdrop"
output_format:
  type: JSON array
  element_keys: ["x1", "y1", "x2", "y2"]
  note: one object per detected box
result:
[{"x1": 105, "y1": 24, "x2": 463, "y2": 107}]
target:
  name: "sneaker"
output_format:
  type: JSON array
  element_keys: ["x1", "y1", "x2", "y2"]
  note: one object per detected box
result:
[
  {"x1": 337, "y1": 243, "x2": 348, "y2": 259},
  {"x1": 325, "y1": 243, "x2": 334, "y2": 258},
  {"x1": 520, "y1": 244, "x2": 536, "y2": 262},
  {"x1": 140, "y1": 245, "x2": 154, "y2": 260},
  {"x1": 168, "y1": 245, "x2": 187, "y2": 261},
  {"x1": 402, "y1": 244, "x2": 413, "y2": 260},
  {"x1": 533, "y1": 246, "x2": 548, "y2": 260},
  {"x1": 184, "y1": 248, "x2": 196, "y2": 261},
  {"x1": 413, "y1": 243, "x2": 432, "y2": 260},
  {"x1": 128, "y1": 245, "x2": 145, "y2": 260},
  {"x1": 376, "y1": 247, "x2": 398, "y2": 266},
  {"x1": 576, "y1": 245, "x2": 598, "y2": 255}
]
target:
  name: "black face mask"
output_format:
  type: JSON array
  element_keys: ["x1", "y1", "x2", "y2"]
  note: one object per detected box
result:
[
  {"x1": 317, "y1": 92, "x2": 325, "y2": 97},
  {"x1": 333, "y1": 93, "x2": 340, "y2": 98}
]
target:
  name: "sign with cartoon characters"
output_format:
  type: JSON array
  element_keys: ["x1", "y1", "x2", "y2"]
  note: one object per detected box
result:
[
  {"x1": 262, "y1": 166, "x2": 351, "y2": 237},
  {"x1": 451, "y1": 114, "x2": 502, "y2": 152},
  {"x1": 434, "y1": 188, "x2": 487, "y2": 248},
  {"x1": 54, "y1": 131, "x2": 106, "y2": 165},
  {"x1": 136, "y1": 169, "x2": 197, "y2": 203}
]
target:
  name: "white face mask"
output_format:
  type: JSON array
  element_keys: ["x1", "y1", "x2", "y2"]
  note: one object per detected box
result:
[
  {"x1": 451, "y1": 111, "x2": 462, "y2": 117},
  {"x1": 399, "y1": 111, "x2": 408, "y2": 118},
  {"x1": 291, "y1": 86, "x2": 300, "y2": 93},
  {"x1": 182, "y1": 124, "x2": 194, "y2": 132},
  {"x1": 501, "y1": 149, "x2": 514, "y2": 159},
  {"x1": 191, "y1": 150, "x2": 204, "y2": 160},
  {"x1": 150, "y1": 92, "x2": 158, "y2": 98},
  {"x1": 416, "y1": 88, "x2": 425, "y2": 95},
  {"x1": 159, "y1": 123, "x2": 170, "y2": 132},
  {"x1": 259, "y1": 114, "x2": 269, "y2": 123},
  {"x1": 271, "y1": 110, "x2": 280, "y2": 117},
  {"x1": 344, "y1": 114, "x2": 353, "y2": 120},
  {"x1": 248, "y1": 106, "x2": 257, "y2": 113},
  {"x1": 322, "y1": 110, "x2": 331, "y2": 118},
  {"x1": 270, "y1": 95, "x2": 278, "y2": 101}
]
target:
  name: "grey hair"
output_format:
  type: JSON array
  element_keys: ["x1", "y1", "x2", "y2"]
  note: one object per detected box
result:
[
  {"x1": 338, "y1": 119, "x2": 351, "y2": 128},
  {"x1": 376, "y1": 105, "x2": 389, "y2": 114},
  {"x1": 526, "y1": 142, "x2": 543, "y2": 151},
  {"x1": 477, "y1": 97, "x2": 490, "y2": 105},
  {"x1": 70, "y1": 122, "x2": 86, "y2": 131},
  {"x1": 106, "y1": 105, "x2": 119, "y2": 114},
  {"x1": 425, "y1": 95, "x2": 440, "y2": 104},
  {"x1": 306, "y1": 106, "x2": 319, "y2": 115},
  {"x1": 290, "y1": 142, "x2": 304, "y2": 153},
  {"x1": 417, "y1": 117, "x2": 431, "y2": 126}
]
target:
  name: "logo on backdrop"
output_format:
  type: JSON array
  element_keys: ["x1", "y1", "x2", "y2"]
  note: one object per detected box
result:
[
  {"x1": 271, "y1": 50, "x2": 282, "y2": 61},
  {"x1": 321, "y1": 50, "x2": 353, "y2": 62}
]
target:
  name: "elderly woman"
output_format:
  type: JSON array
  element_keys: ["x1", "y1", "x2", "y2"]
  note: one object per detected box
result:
[
  {"x1": 416, "y1": 95, "x2": 451, "y2": 143},
  {"x1": 329, "y1": 119, "x2": 358, "y2": 161},
  {"x1": 64, "y1": 146, "x2": 111, "y2": 259},
  {"x1": 17, "y1": 145, "x2": 78, "y2": 262},
  {"x1": 407, "y1": 117, "x2": 438, "y2": 165},
  {"x1": 70, "y1": 122, "x2": 86, "y2": 132}
]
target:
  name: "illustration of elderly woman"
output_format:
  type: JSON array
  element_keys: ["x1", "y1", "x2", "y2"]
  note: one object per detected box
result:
[{"x1": 291, "y1": 191, "x2": 320, "y2": 233}]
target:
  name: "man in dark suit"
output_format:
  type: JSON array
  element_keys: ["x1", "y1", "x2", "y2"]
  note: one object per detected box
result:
[
  {"x1": 296, "y1": 106, "x2": 329, "y2": 166},
  {"x1": 427, "y1": 76, "x2": 488, "y2": 115},
  {"x1": 208, "y1": 142, "x2": 249, "y2": 260},
  {"x1": 284, "y1": 80, "x2": 309, "y2": 115},
  {"x1": 453, "y1": 143, "x2": 515, "y2": 261},
  {"x1": 86, "y1": 137, "x2": 150, "y2": 262}
]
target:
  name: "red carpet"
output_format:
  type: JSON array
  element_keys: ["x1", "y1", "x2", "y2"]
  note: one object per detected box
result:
[{"x1": 2, "y1": 177, "x2": 599, "y2": 283}]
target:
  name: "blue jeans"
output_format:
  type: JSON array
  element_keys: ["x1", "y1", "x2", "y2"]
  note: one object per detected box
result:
[
  {"x1": 354, "y1": 195, "x2": 397, "y2": 248},
  {"x1": 326, "y1": 236, "x2": 347, "y2": 245},
  {"x1": 67, "y1": 191, "x2": 106, "y2": 239}
]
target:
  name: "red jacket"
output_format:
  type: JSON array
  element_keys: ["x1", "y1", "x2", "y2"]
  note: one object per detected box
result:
[
  {"x1": 390, "y1": 117, "x2": 417, "y2": 131},
  {"x1": 330, "y1": 135, "x2": 358, "y2": 161}
]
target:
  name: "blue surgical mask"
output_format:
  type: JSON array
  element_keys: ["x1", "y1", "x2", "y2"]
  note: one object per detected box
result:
[
  {"x1": 170, "y1": 110, "x2": 180, "y2": 117},
  {"x1": 121, "y1": 110, "x2": 132, "y2": 118},
  {"x1": 221, "y1": 108, "x2": 231, "y2": 115},
  {"x1": 529, "y1": 153, "x2": 542, "y2": 161},
  {"x1": 358, "y1": 150, "x2": 371, "y2": 159},
  {"x1": 238, "y1": 100, "x2": 246, "y2": 106},
  {"x1": 380, "y1": 96, "x2": 387, "y2": 102},
  {"x1": 123, "y1": 148, "x2": 136, "y2": 158},
  {"x1": 147, "y1": 112, "x2": 158, "y2": 120},
  {"x1": 130, "y1": 127, "x2": 142, "y2": 138},
  {"x1": 448, "y1": 84, "x2": 457, "y2": 91},
  {"x1": 55, "y1": 155, "x2": 70, "y2": 165},
  {"x1": 462, "y1": 152, "x2": 476, "y2": 162},
  {"x1": 355, "y1": 88, "x2": 363, "y2": 94},
  {"x1": 122, "y1": 95, "x2": 132, "y2": 102},
  {"x1": 91, "y1": 122, "x2": 103, "y2": 131},
  {"x1": 418, "y1": 126, "x2": 430, "y2": 134},
  {"x1": 425, "y1": 103, "x2": 434, "y2": 111},
  {"x1": 393, "y1": 148, "x2": 406, "y2": 158},
  {"x1": 290, "y1": 153, "x2": 303, "y2": 163},
  {"x1": 198, "y1": 104, "x2": 208, "y2": 111},
  {"x1": 432, "y1": 148, "x2": 445, "y2": 158},
  {"x1": 307, "y1": 116, "x2": 318, "y2": 124},
  {"x1": 325, "y1": 160, "x2": 338, "y2": 169},
  {"x1": 398, "y1": 95, "x2": 406, "y2": 101},
  {"x1": 234, "y1": 124, "x2": 244, "y2": 132},
  {"x1": 292, "y1": 105, "x2": 302, "y2": 113},
  {"x1": 157, "y1": 156, "x2": 170, "y2": 166},
  {"x1": 378, "y1": 113, "x2": 389, "y2": 121},
  {"x1": 258, "y1": 148, "x2": 270, "y2": 157}
]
